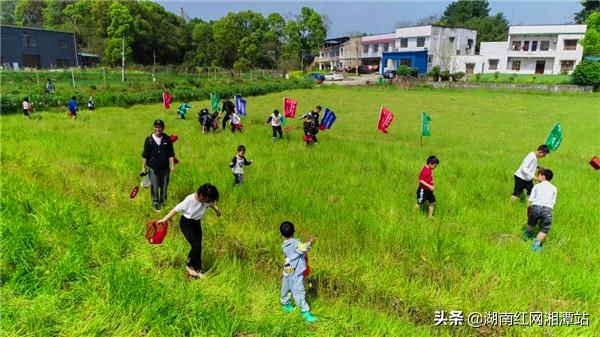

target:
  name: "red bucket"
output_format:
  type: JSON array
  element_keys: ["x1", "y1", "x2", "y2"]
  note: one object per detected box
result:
[{"x1": 145, "y1": 220, "x2": 169, "y2": 244}]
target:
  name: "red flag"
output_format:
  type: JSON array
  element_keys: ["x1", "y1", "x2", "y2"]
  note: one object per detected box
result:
[
  {"x1": 377, "y1": 106, "x2": 394, "y2": 134},
  {"x1": 283, "y1": 98, "x2": 298, "y2": 118},
  {"x1": 163, "y1": 92, "x2": 172, "y2": 109}
]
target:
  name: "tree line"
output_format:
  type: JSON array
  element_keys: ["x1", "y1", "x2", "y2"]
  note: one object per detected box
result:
[{"x1": 0, "y1": 0, "x2": 327, "y2": 71}]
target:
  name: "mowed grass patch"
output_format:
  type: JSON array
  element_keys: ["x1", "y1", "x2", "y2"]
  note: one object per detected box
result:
[{"x1": 1, "y1": 86, "x2": 599, "y2": 336}]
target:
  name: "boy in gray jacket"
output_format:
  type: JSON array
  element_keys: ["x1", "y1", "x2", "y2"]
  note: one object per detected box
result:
[{"x1": 279, "y1": 221, "x2": 317, "y2": 322}]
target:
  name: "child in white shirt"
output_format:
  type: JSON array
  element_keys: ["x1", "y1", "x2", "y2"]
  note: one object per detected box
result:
[
  {"x1": 229, "y1": 145, "x2": 252, "y2": 185},
  {"x1": 158, "y1": 183, "x2": 221, "y2": 278},
  {"x1": 512, "y1": 144, "x2": 550, "y2": 201},
  {"x1": 523, "y1": 169, "x2": 557, "y2": 252}
]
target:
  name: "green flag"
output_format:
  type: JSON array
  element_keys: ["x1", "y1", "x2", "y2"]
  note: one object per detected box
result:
[
  {"x1": 421, "y1": 112, "x2": 431, "y2": 136},
  {"x1": 210, "y1": 93, "x2": 220, "y2": 113},
  {"x1": 545, "y1": 123, "x2": 562, "y2": 152},
  {"x1": 281, "y1": 114, "x2": 288, "y2": 126}
]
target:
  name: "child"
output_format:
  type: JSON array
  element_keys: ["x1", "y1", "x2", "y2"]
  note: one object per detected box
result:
[
  {"x1": 523, "y1": 169, "x2": 557, "y2": 252},
  {"x1": 157, "y1": 183, "x2": 221, "y2": 278},
  {"x1": 230, "y1": 112, "x2": 243, "y2": 133},
  {"x1": 68, "y1": 96, "x2": 78, "y2": 119},
  {"x1": 303, "y1": 116, "x2": 317, "y2": 145},
  {"x1": 279, "y1": 221, "x2": 317, "y2": 322},
  {"x1": 177, "y1": 101, "x2": 191, "y2": 119},
  {"x1": 198, "y1": 108, "x2": 210, "y2": 133},
  {"x1": 416, "y1": 155, "x2": 440, "y2": 219},
  {"x1": 22, "y1": 97, "x2": 32, "y2": 118},
  {"x1": 46, "y1": 78, "x2": 55, "y2": 95},
  {"x1": 266, "y1": 109, "x2": 284, "y2": 141},
  {"x1": 229, "y1": 145, "x2": 252, "y2": 185},
  {"x1": 211, "y1": 111, "x2": 220, "y2": 132},
  {"x1": 512, "y1": 144, "x2": 550, "y2": 201},
  {"x1": 301, "y1": 106, "x2": 322, "y2": 143},
  {"x1": 88, "y1": 96, "x2": 95, "y2": 110}
]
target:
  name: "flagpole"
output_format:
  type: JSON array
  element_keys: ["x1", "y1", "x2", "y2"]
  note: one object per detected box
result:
[{"x1": 420, "y1": 112, "x2": 423, "y2": 146}]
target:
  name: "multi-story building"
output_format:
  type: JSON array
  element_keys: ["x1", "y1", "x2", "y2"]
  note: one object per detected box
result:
[
  {"x1": 361, "y1": 32, "x2": 396, "y2": 72},
  {"x1": 382, "y1": 25, "x2": 477, "y2": 74},
  {"x1": 458, "y1": 24, "x2": 587, "y2": 75},
  {"x1": 315, "y1": 37, "x2": 362, "y2": 71}
]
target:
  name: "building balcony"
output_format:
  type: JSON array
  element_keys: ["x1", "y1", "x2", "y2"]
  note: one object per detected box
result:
[{"x1": 507, "y1": 50, "x2": 558, "y2": 58}]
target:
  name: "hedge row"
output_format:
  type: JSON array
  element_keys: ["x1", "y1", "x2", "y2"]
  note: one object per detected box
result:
[{"x1": 1, "y1": 79, "x2": 313, "y2": 114}]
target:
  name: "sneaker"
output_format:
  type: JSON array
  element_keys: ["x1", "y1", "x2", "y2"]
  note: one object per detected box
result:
[
  {"x1": 282, "y1": 303, "x2": 293, "y2": 313},
  {"x1": 531, "y1": 240, "x2": 543, "y2": 252},
  {"x1": 186, "y1": 265, "x2": 200, "y2": 277},
  {"x1": 523, "y1": 230, "x2": 535, "y2": 241},
  {"x1": 302, "y1": 311, "x2": 317, "y2": 322},
  {"x1": 272, "y1": 137, "x2": 276, "y2": 142}
]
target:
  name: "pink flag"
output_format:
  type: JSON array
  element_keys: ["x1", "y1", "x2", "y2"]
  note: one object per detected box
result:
[
  {"x1": 163, "y1": 92, "x2": 172, "y2": 109},
  {"x1": 377, "y1": 106, "x2": 394, "y2": 134},
  {"x1": 283, "y1": 98, "x2": 298, "y2": 118}
]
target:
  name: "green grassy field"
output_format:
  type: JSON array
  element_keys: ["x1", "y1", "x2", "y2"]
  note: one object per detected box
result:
[{"x1": 1, "y1": 86, "x2": 599, "y2": 336}]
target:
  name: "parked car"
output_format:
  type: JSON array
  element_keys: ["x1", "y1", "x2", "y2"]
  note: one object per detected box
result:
[
  {"x1": 306, "y1": 72, "x2": 325, "y2": 83},
  {"x1": 383, "y1": 70, "x2": 397, "y2": 79},
  {"x1": 324, "y1": 72, "x2": 344, "y2": 81}
]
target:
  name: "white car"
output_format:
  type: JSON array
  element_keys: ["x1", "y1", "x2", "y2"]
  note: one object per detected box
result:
[{"x1": 324, "y1": 72, "x2": 344, "y2": 81}]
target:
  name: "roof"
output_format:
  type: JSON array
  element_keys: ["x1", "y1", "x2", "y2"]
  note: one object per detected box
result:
[
  {"x1": 509, "y1": 24, "x2": 587, "y2": 35},
  {"x1": 1, "y1": 24, "x2": 74, "y2": 35},
  {"x1": 584, "y1": 56, "x2": 600, "y2": 62}
]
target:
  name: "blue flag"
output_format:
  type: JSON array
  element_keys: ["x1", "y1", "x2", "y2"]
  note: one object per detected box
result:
[
  {"x1": 319, "y1": 108, "x2": 336, "y2": 130},
  {"x1": 234, "y1": 95, "x2": 247, "y2": 116}
]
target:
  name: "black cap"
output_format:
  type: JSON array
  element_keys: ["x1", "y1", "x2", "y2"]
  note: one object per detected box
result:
[{"x1": 153, "y1": 119, "x2": 165, "y2": 127}]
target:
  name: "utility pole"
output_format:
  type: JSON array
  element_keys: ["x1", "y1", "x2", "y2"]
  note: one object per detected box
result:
[
  {"x1": 121, "y1": 34, "x2": 125, "y2": 82},
  {"x1": 153, "y1": 50, "x2": 156, "y2": 82},
  {"x1": 301, "y1": 50, "x2": 304, "y2": 72}
]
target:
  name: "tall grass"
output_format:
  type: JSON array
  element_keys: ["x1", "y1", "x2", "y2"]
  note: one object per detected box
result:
[{"x1": 1, "y1": 86, "x2": 599, "y2": 336}]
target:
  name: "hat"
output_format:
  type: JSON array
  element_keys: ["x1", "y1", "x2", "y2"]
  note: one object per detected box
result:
[{"x1": 153, "y1": 119, "x2": 165, "y2": 127}]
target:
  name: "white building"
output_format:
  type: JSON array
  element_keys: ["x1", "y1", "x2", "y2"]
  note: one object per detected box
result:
[
  {"x1": 361, "y1": 32, "x2": 396, "y2": 71},
  {"x1": 459, "y1": 24, "x2": 587, "y2": 75}
]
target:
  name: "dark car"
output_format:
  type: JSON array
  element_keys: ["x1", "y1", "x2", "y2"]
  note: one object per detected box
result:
[
  {"x1": 306, "y1": 73, "x2": 325, "y2": 83},
  {"x1": 383, "y1": 69, "x2": 397, "y2": 79}
]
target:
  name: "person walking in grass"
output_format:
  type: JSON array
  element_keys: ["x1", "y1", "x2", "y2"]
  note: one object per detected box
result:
[
  {"x1": 221, "y1": 97, "x2": 235, "y2": 130},
  {"x1": 415, "y1": 155, "x2": 440, "y2": 219},
  {"x1": 229, "y1": 111, "x2": 243, "y2": 133},
  {"x1": 279, "y1": 221, "x2": 317, "y2": 322},
  {"x1": 266, "y1": 109, "x2": 284, "y2": 141},
  {"x1": 22, "y1": 97, "x2": 32, "y2": 118},
  {"x1": 303, "y1": 115, "x2": 318, "y2": 145},
  {"x1": 523, "y1": 168, "x2": 557, "y2": 252},
  {"x1": 229, "y1": 145, "x2": 252, "y2": 185},
  {"x1": 198, "y1": 108, "x2": 211, "y2": 133},
  {"x1": 68, "y1": 96, "x2": 78, "y2": 119},
  {"x1": 158, "y1": 183, "x2": 222, "y2": 278},
  {"x1": 142, "y1": 119, "x2": 176, "y2": 212},
  {"x1": 177, "y1": 101, "x2": 192, "y2": 119},
  {"x1": 511, "y1": 144, "x2": 550, "y2": 201},
  {"x1": 87, "y1": 96, "x2": 95, "y2": 111},
  {"x1": 46, "y1": 78, "x2": 55, "y2": 95},
  {"x1": 301, "y1": 106, "x2": 322, "y2": 143}
]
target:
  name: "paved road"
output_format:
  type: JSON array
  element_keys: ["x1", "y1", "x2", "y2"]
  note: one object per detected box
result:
[{"x1": 321, "y1": 74, "x2": 380, "y2": 86}]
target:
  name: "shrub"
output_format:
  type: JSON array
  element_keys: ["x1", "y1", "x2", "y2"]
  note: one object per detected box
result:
[
  {"x1": 440, "y1": 70, "x2": 451, "y2": 81},
  {"x1": 451, "y1": 72, "x2": 465, "y2": 81},
  {"x1": 430, "y1": 66, "x2": 441, "y2": 81},
  {"x1": 508, "y1": 74, "x2": 516, "y2": 82},
  {"x1": 493, "y1": 71, "x2": 500, "y2": 81},
  {"x1": 409, "y1": 67, "x2": 418, "y2": 77},
  {"x1": 475, "y1": 73, "x2": 481, "y2": 82},
  {"x1": 397, "y1": 65, "x2": 411, "y2": 77},
  {"x1": 572, "y1": 60, "x2": 600, "y2": 89}
]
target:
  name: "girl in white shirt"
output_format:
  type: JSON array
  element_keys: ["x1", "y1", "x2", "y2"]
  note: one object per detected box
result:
[
  {"x1": 22, "y1": 97, "x2": 32, "y2": 118},
  {"x1": 158, "y1": 183, "x2": 222, "y2": 278}
]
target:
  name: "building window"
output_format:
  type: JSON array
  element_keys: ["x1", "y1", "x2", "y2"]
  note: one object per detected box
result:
[
  {"x1": 531, "y1": 41, "x2": 538, "y2": 51},
  {"x1": 456, "y1": 50, "x2": 460, "y2": 55},
  {"x1": 417, "y1": 37, "x2": 425, "y2": 47},
  {"x1": 449, "y1": 36, "x2": 455, "y2": 43},
  {"x1": 400, "y1": 59, "x2": 411, "y2": 67},
  {"x1": 467, "y1": 39, "x2": 473, "y2": 49},
  {"x1": 488, "y1": 59, "x2": 499, "y2": 70},
  {"x1": 511, "y1": 41, "x2": 522, "y2": 51},
  {"x1": 540, "y1": 41, "x2": 550, "y2": 51},
  {"x1": 59, "y1": 40, "x2": 67, "y2": 49},
  {"x1": 363, "y1": 44, "x2": 369, "y2": 53},
  {"x1": 428, "y1": 55, "x2": 433, "y2": 63},
  {"x1": 511, "y1": 60, "x2": 521, "y2": 71},
  {"x1": 22, "y1": 33, "x2": 36, "y2": 47},
  {"x1": 373, "y1": 44, "x2": 378, "y2": 53},
  {"x1": 523, "y1": 41, "x2": 530, "y2": 51},
  {"x1": 560, "y1": 60, "x2": 575, "y2": 72},
  {"x1": 383, "y1": 43, "x2": 389, "y2": 52},
  {"x1": 564, "y1": 39, "x2": 578, "y2": 51}
]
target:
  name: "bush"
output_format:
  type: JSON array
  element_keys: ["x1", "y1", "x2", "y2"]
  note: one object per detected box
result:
[
  {"x1": 508, "y1": 74, "x2": 516, "y2": 82},
  {"x1": 572, "y1": 60, "x2": 600, "y2": 89},
  {"x1": 451, "y1": 72, "x2": 465, "y2": 81},
  {"x1": 397, "y1": 65, "x2": 411, "y2": 77},
  {"x1": 440, "y1": 70, "x2": 451, "y2": 81},
  {"x1": 475, "y1": 73, "x2": 481, "y2": 82},
  {"x1": 409, "y1": 67, "x2": 418, "y2": 77},
  {"x1": 493, "y1": 71, "x2": 500, "y2": 81},
  {"x1": 430, "y1": 66, "x2": 441, "y2": 81}
]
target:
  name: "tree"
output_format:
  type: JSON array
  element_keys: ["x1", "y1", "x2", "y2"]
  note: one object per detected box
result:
[
  {"x1": 575, "y1": 0, "x2": 600, "y2": 23},
  {"x1": 41, "y1": 0, "x2": 66, "y2": 30},
  {"x1": 572, "y1": 60, "x2": 600, "y2": 88},
  {"x1": 1, "y1": 0, "x2": 17, "y2": 25},
  {"x1": 581, "y1": 11, "x2": 600, "y2": 55},
  {"x1": 103, "y1": 1, "x2": 134, "y2": 66},
  {"x1": 14, "y1": 0, "x2": 46, "y2": 27},
  {"x1": 283, "y1": 7, "x2": 327, "y2": 70},
  {"x1": 438, "y1": 0, "x2": 508, "y2": 50}
]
